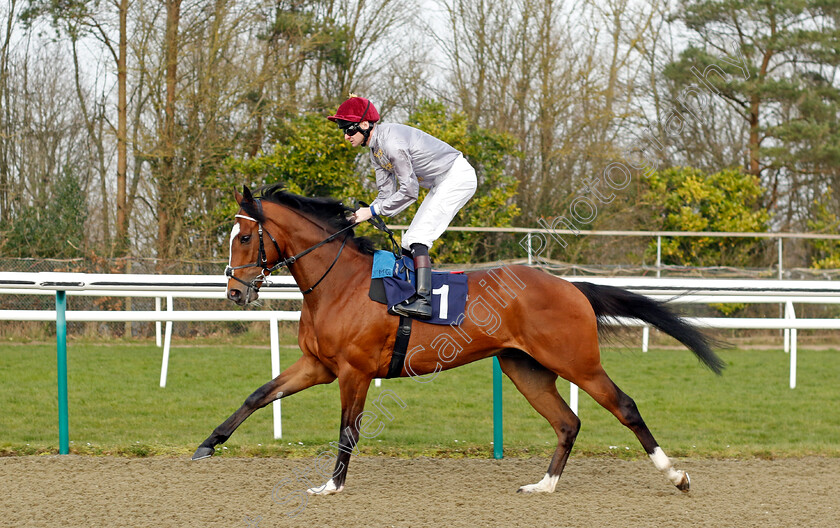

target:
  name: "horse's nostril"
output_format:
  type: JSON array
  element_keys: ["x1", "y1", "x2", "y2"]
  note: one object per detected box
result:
[{"x1": 228, "y1": 289, "x2": 241, "y2": 301}]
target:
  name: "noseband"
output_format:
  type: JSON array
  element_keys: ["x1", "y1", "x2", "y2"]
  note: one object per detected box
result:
[{"x1": 225, "y1": 202, "x2": 353, "y2": 297}]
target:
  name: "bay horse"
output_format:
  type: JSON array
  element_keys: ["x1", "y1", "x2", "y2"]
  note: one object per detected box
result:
[{"x1": 192, "y1": 184, "x2": 724, "y2": 496}]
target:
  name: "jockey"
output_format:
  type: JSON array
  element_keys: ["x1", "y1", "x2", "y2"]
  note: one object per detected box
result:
[{"x1": 328, "y1": 95, "x2": 477, "y2": 320}]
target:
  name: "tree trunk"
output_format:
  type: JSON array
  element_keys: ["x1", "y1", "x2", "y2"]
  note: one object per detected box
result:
[
  {"x1": 115, "y1": 0, "x2": 129, "y2": 255},
  {"x1": 0, "y1": 0, "x2": 16, "y2": 223},
  {"x1": 158, "y1": 0, "x2": 182, "y2": 264},
  {"x1": 72, "y1": 39, "x2": 110, "y2": 251},
  {"x1": 748, "y1": 95, "x2": 760, "y2": 177}
]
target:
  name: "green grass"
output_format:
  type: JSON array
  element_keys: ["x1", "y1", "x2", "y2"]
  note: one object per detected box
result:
[{"x1": 1, "y1": 337, "x2": 838, "y2": 459}]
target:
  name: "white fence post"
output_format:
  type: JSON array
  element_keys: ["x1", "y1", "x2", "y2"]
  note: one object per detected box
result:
[
  {"x1": 784, "y1": 326, "x2": 790, "y2": 354},
  {"x1": 270, "y1": 316, "x2": 282, "y2": 439},
  {"x1": 527, "y1": 232, "x2": 533, "y2": 266},
  {"x1": 656, "y1": 235, "x2": 662, "y2": 278},
  {"x1": 778, "y1": 238, "x2": 784, "y2": 280},
  {"x1": 786, "y1": 301, "x2": 797, "y2": 389},
  {"x1": 159, "y1": 295, "x2": 174, "y2": 388},
  {"x1": 155, "y1": 297, "x2": 162, "y2": 347}
]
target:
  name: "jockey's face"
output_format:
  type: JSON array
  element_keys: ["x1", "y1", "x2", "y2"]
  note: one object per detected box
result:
[{"x1": 343, "y1": 121, "x2": 371, "y2": 148}]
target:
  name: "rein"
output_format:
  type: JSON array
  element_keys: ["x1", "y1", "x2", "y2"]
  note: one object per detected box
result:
[{"x1": 225, "y1": 201, "x2": 354, "y2": 296}]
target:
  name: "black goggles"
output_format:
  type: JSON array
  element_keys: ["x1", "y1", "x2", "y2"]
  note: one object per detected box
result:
[{"x1": 339, "y1": 121, "x2": 363, "y2": 136}]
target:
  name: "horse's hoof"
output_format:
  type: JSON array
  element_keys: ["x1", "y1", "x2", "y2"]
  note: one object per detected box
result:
[
  {"x1": 191, "y1": 446, "x2": 215, "y2": 460},
  {"x1": 517, "y1": 484, "x2": 548, "y2": 494},
  {"x1": 306, "y1": 478, "x2": 343, "y2": 496},
  {"x1": 676, "y1": 471, "x2": 690, "y2": 493},
  {"x1": 516, "y1": 474, "x2": 559, "y2": 493}
]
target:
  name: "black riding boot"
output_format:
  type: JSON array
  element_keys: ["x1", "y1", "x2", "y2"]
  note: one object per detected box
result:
[{"x1": 391, "y1": 244, "x2": 432, "y2": 320}]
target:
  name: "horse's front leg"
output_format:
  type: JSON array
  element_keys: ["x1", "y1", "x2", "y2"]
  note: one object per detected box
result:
[
  {"x1": 192, "y1": 355, "x2": 335, "y2": 460},
  {"x1": 306, "y1": 367, "x2": 373, "y2": 495}
]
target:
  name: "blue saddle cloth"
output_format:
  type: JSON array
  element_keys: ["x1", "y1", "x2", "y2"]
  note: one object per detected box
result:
[{"x1": 371, "y1": 250, "x2": 468, "y2": 326}]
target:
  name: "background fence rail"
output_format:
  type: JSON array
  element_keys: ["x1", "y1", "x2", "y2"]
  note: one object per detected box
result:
[{"x1": 1, "y1": 271, "x2": 838, "y2": 457}]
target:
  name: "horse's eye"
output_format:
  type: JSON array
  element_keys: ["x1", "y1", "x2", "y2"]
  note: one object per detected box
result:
[{"x1": 240, "y1": 235, "x2": 251, "y2": 243}]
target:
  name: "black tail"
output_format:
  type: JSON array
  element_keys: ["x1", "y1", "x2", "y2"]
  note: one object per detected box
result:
[{"x1": 573, "y1": 282, "x2": 725, "y2": 375}]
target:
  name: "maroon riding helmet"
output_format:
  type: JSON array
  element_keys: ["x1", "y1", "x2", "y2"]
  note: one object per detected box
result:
[
  {"x1": 328, "y1": 96, "x2": 380, "y2": 124},
  {"x1": 328, "y1": 96, "x2": 380, "y2": 146}
]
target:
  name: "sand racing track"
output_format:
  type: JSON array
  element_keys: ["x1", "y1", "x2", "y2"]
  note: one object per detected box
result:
[{"x1": 1, "y1": 456, "x2": 838, "y2": 527}]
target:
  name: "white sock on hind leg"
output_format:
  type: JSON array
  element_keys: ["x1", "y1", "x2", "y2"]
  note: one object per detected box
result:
[{"x1": 649, "y1": 447, "x2": 684, "y2": 485}]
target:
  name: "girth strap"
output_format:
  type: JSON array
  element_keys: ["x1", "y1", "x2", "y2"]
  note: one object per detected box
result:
[{"x1": 386, "y1": 316, "x2": 413, "y2": 378}]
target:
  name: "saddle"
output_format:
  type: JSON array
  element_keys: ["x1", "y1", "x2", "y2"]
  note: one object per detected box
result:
[
  {"x1": 368, "y1": 251, "x2": 468, "y2": 326},
  {"x1": 369, "y1": 250, "x2": 469, "y2": 378}
]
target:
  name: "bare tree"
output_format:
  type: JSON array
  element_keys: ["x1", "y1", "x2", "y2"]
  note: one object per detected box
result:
[
  {"x1": 18, "y1": 0, "x2": 134, "y2": 256},
  {"x1": 0, "y1": 0, "x2": 15, "y2": 223},
  {"x1": 0, "y1": 34, "x2": 93, "y2": 255},
  {"x1": 311, "y1": 0, "x2": 412, "y2": 102}
]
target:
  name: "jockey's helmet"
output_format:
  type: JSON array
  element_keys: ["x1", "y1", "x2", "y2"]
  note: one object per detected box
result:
[{"x1": 327, "y1": 96, "x2": 380, "y2": 126}]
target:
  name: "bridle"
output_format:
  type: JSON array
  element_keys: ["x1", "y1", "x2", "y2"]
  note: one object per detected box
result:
[{"x1": 225, "y1": 200, "x2": 353, "y2": 298}]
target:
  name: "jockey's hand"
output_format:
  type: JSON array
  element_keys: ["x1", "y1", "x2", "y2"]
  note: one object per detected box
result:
[{"x1": 352, "y1": 207, "x2": 373, "y2": 224}]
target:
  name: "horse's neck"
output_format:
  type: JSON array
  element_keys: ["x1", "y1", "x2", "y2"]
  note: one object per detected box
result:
[{"x1": 270, "y1": 207, "x2": 369, "y2": 300}]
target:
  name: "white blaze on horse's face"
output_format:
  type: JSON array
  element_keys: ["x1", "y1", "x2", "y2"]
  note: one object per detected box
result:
[
  {"x1": 227, "y1": 222, "x2": 241, "y2": 296},
  {"x1": 229, "y1": 222, "x2": 241, "y2": 269}
]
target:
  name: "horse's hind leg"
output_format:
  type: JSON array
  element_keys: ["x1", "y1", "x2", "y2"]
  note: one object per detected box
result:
[
  {"x1": 498, "y1": 351, "x2": 580, "y2": 493},
  {"x1": 575, "y1": 366, "x2": 691, "y2": 492},
  {"x1": 192, "y1": 355, "x2": 335, "y2": 460}
]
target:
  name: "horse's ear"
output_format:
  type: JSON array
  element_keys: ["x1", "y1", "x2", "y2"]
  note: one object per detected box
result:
[
  {"x1": 235, "y1": 186, "x2": 254, "y2": 206},
  {"x1": 242, "y1": 185, "x2": 255, "y2": 203}
]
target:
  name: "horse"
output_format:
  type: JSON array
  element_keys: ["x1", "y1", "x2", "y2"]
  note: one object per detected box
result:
[{"x1": 192, "y1": 184, "x2": 725, "y2": 496}]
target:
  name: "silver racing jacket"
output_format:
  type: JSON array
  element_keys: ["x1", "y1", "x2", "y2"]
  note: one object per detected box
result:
[{"x1": 367, "y1": 123, "x2": 462, "y2": 217}]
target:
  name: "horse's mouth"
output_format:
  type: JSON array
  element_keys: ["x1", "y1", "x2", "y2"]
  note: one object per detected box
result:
[
  {"x1": 241, "y1": 290, "x2": 260, "y2": 305},
  {"x1": 227, "y1": 287, "x2": 260, "y2": 305}
]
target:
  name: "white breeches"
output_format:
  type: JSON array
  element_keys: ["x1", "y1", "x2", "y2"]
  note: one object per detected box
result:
[{"x1": 402, "y1": 155, "x2": 477, "y2": 250}]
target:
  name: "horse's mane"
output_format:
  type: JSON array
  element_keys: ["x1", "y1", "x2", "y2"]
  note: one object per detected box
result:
[{"x1": 242, "y1": 183, "x2": 376, "y2": 255}]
